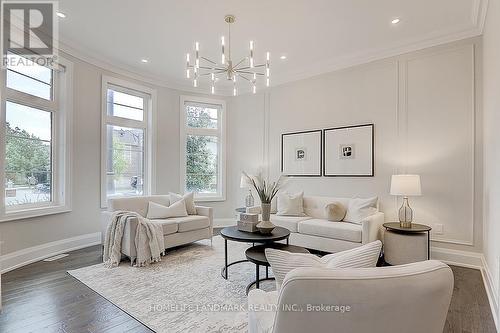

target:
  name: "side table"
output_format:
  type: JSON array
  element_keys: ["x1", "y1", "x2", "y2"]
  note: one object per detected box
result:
[{"x1": 383, "y1": 222, "x2": 431, "y2": 265}]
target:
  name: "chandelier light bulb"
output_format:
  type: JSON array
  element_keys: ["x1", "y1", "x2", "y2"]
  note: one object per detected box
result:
[
  {"x1": 186, "y1": 69, "x2": 190, "y2": 79},
  {"x1": 195, "y1": 42, "x2": 199, "y2": 51},
  {"x1": 193, "y1": 79, "x2": 197, "y2": 87},
  {"x1": 186, "y1": 53, "x2": 190, "y2": 63},
  {"x1": 253, "y1": 73, "x2": 257, "y2": 81},
  {"x1": 211, "y1": 85, "x2": 215, "y2": 94},
  {"x1": 266, "y1": 52, "x2": 270, "y2": 61},
  {"x1": 233, "y1": 86, "x2": 237, "y2": 96},
  {"x1": 253, "y1": 85, "x2": 256, "y2": 94},
  {"x1": 266, "y1": 78, "x2": 270, "y2": 87},
  {"x1": 221, "y1": 36, "x2": 225, "y2": 64},
  {"x1": 211, "y1": 73, "x2": 215, "y2": 81}
]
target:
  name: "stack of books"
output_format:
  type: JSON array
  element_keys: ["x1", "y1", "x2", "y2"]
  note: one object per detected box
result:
[{"x1": 237, "y1": 213, "x2": 259, "y2": 232}]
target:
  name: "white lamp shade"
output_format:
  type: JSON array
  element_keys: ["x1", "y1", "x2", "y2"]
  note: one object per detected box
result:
[
  {"x1": 390, "y1": 175, "x2": 422, "y2": 196},
  {"x1": 240, "y1": 174, "x2": 251, "y2": 188}
]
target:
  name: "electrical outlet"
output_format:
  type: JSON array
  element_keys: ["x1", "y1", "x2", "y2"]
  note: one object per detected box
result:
[{"x1": 434, "y1": 223, "x2": 444, "y2": 235}]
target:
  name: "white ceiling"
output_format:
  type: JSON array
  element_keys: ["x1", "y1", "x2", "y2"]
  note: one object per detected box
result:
[{"x1": 57, "y1": 0, "x2": 487, "y2": 95}]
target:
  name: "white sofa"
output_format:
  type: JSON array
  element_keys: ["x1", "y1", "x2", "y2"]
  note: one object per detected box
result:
[
  {"x1": 248, "y1": 260, "x2": 454, "y2": 333},
  {"x1": 101, "y1": 195, "x2": 213, "y2": 263},
  {"x1": 250, "y1": 196, "x2": 384, "y2": 253}
]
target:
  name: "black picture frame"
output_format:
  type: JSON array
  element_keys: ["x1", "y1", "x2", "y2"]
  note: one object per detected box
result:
[
  {"x1": 281, "y1": 129, "x2": 322, "y2": 177},
  {"x1": 323, "y1": 124, "x2": 374, "y2": 177}
]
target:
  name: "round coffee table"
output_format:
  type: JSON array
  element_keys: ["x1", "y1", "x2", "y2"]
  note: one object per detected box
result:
[
  {"x1": 245, "y1": 243, "x2": 309, "y2": 294},
  {"x1": 220, "y1": 226, "x2": 290, "y2": 280}
]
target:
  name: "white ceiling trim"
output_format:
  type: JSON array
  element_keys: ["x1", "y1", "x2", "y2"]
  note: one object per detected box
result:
[{"x1": 57, "y1": 0, "x2": 488, "y2": 96}]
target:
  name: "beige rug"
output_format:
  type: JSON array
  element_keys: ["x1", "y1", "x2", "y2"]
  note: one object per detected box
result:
[{"x1": 68, "y1": 235, "x2": 275, "y2": 333}]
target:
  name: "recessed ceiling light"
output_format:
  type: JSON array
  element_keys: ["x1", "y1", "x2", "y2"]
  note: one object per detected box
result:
[
  {"x1": 391, "y1": 18, "x2": 400, "y2": 25},
  {"x1": 280, "y1": 55, "x2": 287, "y2": 60},
  {"x1": 141, "y1": 59, "x2": 149, "y2": 63},
  {"x1": 56, "y1": 12, "x2": 66, "y2": 18}
]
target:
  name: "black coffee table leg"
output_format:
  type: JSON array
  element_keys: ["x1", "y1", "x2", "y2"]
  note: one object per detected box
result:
[
  {"x1": 266, "y1": 266, "x2": 268, "y2": 279},
  {"x1": 256, "y1": 264, "x2": 260, "y2": 289},
  {"x1": 224, "y1": 238, "x2": 228, "y2": 279}
]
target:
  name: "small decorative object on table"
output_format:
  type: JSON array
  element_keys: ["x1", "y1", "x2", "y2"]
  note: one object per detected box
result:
[
  {"x1": 237, "y1": 213, "x2": 259, "y2": 232},
  {"x1": 240, "y1": 173, "x2": 255, "y2": 207},
  {"x1": 243, "y1": 172, "x2": 288, "y2": 234},
  {"x1": 390, "y1": 174, "x2": 422, "y2": 228}
]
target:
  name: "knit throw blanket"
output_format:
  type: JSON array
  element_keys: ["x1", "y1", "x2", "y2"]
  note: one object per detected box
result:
[{"x1": 103, "y1": 211, "x2": 165, "y2": 268}]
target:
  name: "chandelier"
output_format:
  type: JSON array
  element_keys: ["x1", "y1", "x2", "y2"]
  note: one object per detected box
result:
[{"x1": 185, "y1": 15, "x2": 270, "y2": 96}]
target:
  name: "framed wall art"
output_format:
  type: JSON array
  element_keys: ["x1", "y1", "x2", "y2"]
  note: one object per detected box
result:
[
  {"x1": 323, "y1": 124, "x2": 374, "y2": 177},
  {"x1": 281, "y1": 130, "x2": 322, "y2": 177}
]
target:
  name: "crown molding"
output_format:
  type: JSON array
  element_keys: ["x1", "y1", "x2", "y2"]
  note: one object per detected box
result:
[{"x1": 56, "y1": 0, "x2": 488, "y2": 96}]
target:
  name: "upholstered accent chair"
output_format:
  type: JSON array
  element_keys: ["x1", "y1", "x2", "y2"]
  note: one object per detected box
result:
[{"x1": 248, "y1": 260, "x2": 453, "y2": 333}]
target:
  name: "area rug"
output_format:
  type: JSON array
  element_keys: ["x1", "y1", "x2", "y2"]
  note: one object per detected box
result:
[{"x1": 68, "y1": 235, "x2": 275, "y2": 332}]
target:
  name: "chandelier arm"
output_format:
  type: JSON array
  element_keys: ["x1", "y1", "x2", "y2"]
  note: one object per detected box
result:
[
  {"x1": 199, "y1": 66, "x2": 226, "y2": 71},
  {"x1": 201, "y1": 57, "x2": 217, "y2": 65},
  {"x1": 236, "y1": 73, "x2": 252, "y2": 82},
  {"x1": 236, "y1": 71, "x2": 265, "y2": 75},
  {"x1": 233, "y1": 57, "x2": 248, "y2": 69}
]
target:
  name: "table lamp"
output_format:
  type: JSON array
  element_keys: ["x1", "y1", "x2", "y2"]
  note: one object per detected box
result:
[
  {"x1": 240, "y1": 173, "x2": 254, "y2": 207},
  {"x1": 390, "y1": 174, "x2": 422, "y2": 227}
]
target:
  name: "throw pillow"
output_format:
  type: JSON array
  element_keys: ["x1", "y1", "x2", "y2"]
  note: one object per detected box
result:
[
  {"x1": 276, "y1": 192, "x2": 305, "y2": 216},
  {"x1": 325, "y1": 202, "x2": 346, "y2": 222},
  {"x1": 146, "y1": 200, "x2": 188, "y2": 219},
  {"x1": 343, "y1": 197, "x2": 378, "y2": 224},
  {"x1": 265, "y1": 240, "x2": 382, "y2": 289},
  {"x1": 170, "y1": 192, "x2": 197, "y2": 215}
]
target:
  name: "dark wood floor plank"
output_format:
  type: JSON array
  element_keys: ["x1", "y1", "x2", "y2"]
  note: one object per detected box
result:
[{"x1": 0, "y1": 234, "x2": 496, "y2": 333}]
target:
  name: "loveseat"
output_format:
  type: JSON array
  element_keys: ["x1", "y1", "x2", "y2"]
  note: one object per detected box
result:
[
  {"x1": 101, "y1": 195, "x2": 213, "y2": 263},
  {"x1": 249, "y1": 196, "x2": 385, "y2": 253}
]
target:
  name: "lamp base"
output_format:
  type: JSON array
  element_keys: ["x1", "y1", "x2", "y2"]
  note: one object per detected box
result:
[
  {"x1": 398, "y1": 197, "x2": 413, "y2": 228},
  {"x1": 245, "y1": 190, "x2": 254, "y2": 207}
]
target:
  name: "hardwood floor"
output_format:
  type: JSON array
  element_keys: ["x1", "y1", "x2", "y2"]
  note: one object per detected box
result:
[{"x1": 0, "y1": 238, "x2": 496, "y2": 333}]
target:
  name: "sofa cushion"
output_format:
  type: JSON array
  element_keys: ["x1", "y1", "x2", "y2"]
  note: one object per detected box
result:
[
  {"x1": 169, "y1": 215, "x2": 210, "y2": 232},
  {"x1": 270, "y1": 214, "x2": 312, "y2": 233},
  {"x1": 344, "y1": 197, "x2": 378, "y2": 224},
  {"x1": 303, "y1": 196, "x2": 351, "y2": 219},
  {"x1": 107, "y1": 195, "x2": 170, "y2": 217},
  {"x1": 149, "y1": 219, "x2": 179, "y2": 235},
  {"x1": 277, "y1": 192, "x2": 306, "y2": 216},
  {"x1": 325, "y1": 202, "x2": 347, "y2": 222},
  {"x1": 146, "y1": 200, "x2": 188, "y2": 219},
  {"x1": 298, "y1": 219, "x2": 362, "y2": 242}
]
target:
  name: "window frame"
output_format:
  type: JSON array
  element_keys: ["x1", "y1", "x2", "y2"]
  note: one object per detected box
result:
[
  {"x1": 180, "y1": 95, "x2": 226, "y2": 202},
  {"x1": 100, "y1": 76, "x2": 157, "y2": 208},
  {"x1": 0, "y1": 56, "x2": 73, "y2": 222}
]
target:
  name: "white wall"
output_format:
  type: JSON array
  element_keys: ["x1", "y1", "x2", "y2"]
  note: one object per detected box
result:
[
  {"x1": 265, "y1": 38, "x2": 483, "y2": 254},
  {"x1": 482, "y1": 0, "x2": 500, "y2": 319}
]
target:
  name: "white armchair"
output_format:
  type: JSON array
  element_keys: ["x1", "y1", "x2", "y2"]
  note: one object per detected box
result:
[{"x1": 248, "y1": 260, "x2": 453, "y2": 333}]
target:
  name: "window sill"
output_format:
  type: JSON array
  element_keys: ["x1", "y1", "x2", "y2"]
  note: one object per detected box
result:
[
  {"x1": 0, "y1": 205, "x2": 72, "y2": 222},
  {"x1": 194, "y1": 196, "x2": 226, "y2": 203}
]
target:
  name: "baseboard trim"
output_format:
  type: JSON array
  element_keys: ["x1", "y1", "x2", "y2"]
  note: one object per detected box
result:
[
  {"x1": 481, "y1": 256, "x2": 499, "y2": 330},
  {"x1": 0, "y1": 232, "x2": 102, "y2": 274},
  {"x1": 213, "y1": 218, "x2": 234, "y2": 228},
  {"x1": 431, "y1": 246, "x2": 498, "y2": 330},
  {"x1": 431, "y1": 246, "x2": 483, "y2": 269}
]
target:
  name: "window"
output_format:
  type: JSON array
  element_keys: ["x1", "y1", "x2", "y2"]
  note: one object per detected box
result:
[
  {"x1": 1, "y1": 54, "x2": 73, "y2": 220},
  {"x1": 180, "y1": 96, "x2": 226, "y2": 201},
  {"x1": 101, "y1": 77, "x2": 156, "y2": 207}
]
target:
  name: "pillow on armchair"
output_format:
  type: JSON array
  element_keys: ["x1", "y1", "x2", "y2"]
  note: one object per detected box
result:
[{"x1": 265, "y1": 240, "x2": 382, "y2": 289}]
